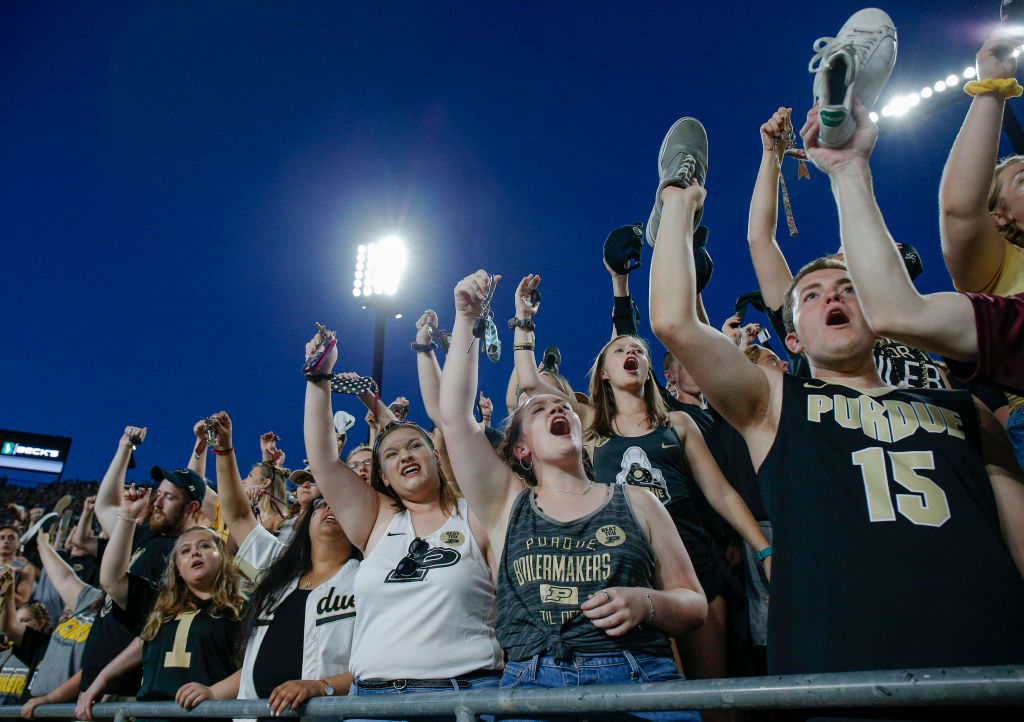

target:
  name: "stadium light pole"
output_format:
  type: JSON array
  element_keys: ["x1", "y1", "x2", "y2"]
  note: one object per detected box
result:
[{"x1": 352, "y1": 234, "x2": 407, "y2": 399}]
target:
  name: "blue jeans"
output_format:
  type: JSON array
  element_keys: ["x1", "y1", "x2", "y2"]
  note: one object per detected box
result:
[
  {"x1": 346, "y1": 673, "x2": 500, "y2": 722},
  {"x1": 497, "y1": 651, "x2": 702, "y2": 722},
  {"x1": 1007, "y1": 406, "x2": 1024, "y2": 471}
]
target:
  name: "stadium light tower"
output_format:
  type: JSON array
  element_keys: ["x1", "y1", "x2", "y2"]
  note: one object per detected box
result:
[{"x1": 352, "y1": 234, "x2": 407, "y2": 397}]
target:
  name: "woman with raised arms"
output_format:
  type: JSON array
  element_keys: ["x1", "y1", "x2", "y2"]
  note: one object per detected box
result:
[{"x1": 438, "y1": 269, "x2": 706, "y2": 722}]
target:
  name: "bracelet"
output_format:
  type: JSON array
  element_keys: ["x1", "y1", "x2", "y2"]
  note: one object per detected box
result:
[
  {"x1": 117, "y1": 514, "x2": 138, "y2": 524},
  {"x1": 513, "y1": 342, "x2": 535, "y2": 351},
  {"x1": 508, "y1": 317, "x2": 536, "y2": 331},
  {"x1": 305, "y1": 372, "x2": 333, "y2": 383},
  {"x1": 756, "y1": 545, "x2": 773, "y2": 562},
  {"x1": 212, "y1": 447, "x2": 234, "y2": 456},
  {"x1": 410, "y1": 341, "x2": 437, "y2": 353},
  {"x1": 638, "y1": 587, "x2": 655, "y2": 623},
  {"x1": 964, "y1": 78, "x2": 1023, "y2": 98}
]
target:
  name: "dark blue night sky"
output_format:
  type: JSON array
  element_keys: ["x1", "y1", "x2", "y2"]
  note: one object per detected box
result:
[{"x1": 1, "y1": 1, "x2": 1010, "y2": 482}]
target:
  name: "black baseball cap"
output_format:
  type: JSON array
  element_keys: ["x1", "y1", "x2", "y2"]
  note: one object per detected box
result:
[
  {"x1": 150, "y1": 467, "x2": 206, "y2": 505},
  {"x1": 603, "y1": 223, "x2": 644, "y2": 275}
]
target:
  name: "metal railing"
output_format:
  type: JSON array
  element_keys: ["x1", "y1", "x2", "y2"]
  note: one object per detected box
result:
[{"x1": 3, "y1": 666, "x2": 1022, "y2": 721}]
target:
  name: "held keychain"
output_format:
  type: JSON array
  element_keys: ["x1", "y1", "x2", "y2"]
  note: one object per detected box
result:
[{"x1": 468, "y1": 275, "x2": 497, "y2": 353}]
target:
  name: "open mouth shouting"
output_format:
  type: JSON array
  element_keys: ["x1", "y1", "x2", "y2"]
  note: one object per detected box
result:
[
  {"x1": 826, "y1": 307, "x2": 850, "y2": 327},
  {"x1": 623, "y1": 355, "x2": 640, "y2": 373},
  {"x1": 549, "y1": 415, "x2": 572, "y2": 437},
  {"x1": 400, "y1": 463, "x2": 422, "y2": 478}
]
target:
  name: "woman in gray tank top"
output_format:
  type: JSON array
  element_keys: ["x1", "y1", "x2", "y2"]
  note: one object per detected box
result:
[
  {"x1": 438, "y1": 269, "x2": 707, "y2": 722},
  {"x1": 508, "y1": 275, "x2": 771, "y2": 696}
]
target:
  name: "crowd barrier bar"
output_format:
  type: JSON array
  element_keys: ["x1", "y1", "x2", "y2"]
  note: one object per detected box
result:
[{"x1": 2, "y1": 666, "x2": 1022, "y2": 721}]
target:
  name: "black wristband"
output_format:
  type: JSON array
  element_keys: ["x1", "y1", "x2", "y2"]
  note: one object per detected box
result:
[
  {"x1": 411, "y1": 341, "x2": 437, "y2": 353},
  {"x1": 305, "y1": 373, "x2": 333, "y2": 383},
  {"x1": 508, "y1": 317, "x2": 536, "y2": 331}
]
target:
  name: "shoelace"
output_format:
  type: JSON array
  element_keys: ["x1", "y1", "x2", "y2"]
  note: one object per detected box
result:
[
  {"x1": 808, "y1": 26, "x2": 886, "y2": 85},
  {"x1": 675, "y1": 154, "x2": 697, "y2": 187}
]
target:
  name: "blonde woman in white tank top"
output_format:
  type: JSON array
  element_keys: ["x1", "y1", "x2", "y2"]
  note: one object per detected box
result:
[{"x1": 303, "y1": 330, "x2": 502, "y2": 722}]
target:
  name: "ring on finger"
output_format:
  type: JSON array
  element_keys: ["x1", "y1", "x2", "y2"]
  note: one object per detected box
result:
[{"x1": 602, "y1": 590, "x2": 612, "y2": 604}]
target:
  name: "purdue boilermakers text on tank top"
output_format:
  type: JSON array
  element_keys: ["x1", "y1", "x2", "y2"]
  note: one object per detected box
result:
[{"x1": 497, "y1": 484, "x2": 671, "y2": 662}]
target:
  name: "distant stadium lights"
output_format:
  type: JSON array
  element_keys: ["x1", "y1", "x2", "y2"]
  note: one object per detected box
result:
[
  {"x1": 352, "y1": 235, "x2": 407, "y2": 299},
  {"x1": 876, "y1": 50, "x2": 1022, "y2": 122}
]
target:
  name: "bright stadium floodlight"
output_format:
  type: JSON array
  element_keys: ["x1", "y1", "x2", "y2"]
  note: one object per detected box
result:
[
  {"x1": 869, "y1": 111, "x2": 879, "y2": 122},
  {"x1": 353, "y1": 235, "x2": 407, "y2": 299},
  {"x1": 352, "y1": 234, "x2": 408, "y2": 405},
  {"x1": 963, "y1": 66, "x2": 976, "y2": 79}
]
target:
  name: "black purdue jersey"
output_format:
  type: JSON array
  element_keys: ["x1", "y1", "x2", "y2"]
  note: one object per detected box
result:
[
  {"x1": 758, "y1": 374, "x2": 1024, "y2": 675},
  {"x1": 115, "y1": 575, "x2": 241, "y2": 716}
]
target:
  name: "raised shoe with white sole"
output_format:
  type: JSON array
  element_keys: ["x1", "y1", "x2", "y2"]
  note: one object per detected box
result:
[{"x1": 809, "y1": 8, "x2": 897, "y2": 148}]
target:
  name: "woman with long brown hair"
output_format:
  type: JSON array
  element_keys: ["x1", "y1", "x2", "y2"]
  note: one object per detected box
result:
[
  {"x1": 509, "y1": 273, "x2": 770, "y2": 701},
  {"x1": 438, "y1": 269, "x2": 706, "y2": 721},
  {"x1": 303, "y1": 329, "x2": 502, "y2": 721}
]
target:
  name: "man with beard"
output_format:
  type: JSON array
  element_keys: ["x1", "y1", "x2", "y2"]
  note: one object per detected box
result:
[{"x1": 77, "y1": 426, "x2": 208, "y2": 702}]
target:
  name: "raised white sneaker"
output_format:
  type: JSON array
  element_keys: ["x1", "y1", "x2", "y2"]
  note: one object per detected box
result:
[{"x1": 809, "y1": 8, "x2": 897, "y2": 148}]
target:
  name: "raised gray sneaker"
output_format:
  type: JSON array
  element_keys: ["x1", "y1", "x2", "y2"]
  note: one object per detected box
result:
[
  {"x1": 810, "y1": 8, "x2": 897, "y2": 148},
  {"x1": 647, "y1": 116, "x2": 708, "y2": 247}
]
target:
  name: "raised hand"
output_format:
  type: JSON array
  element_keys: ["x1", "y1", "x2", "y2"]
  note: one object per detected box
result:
[
  {"x1": 760, "y1": 106, "x2": 792, "y2": 156},
  {"x1": 454, "y1": 269, "x2": 499, "y2": 318},
  {"x1": 976, "y1": 18, "x2": 1024, "y2": 81},
  {"x1": 121, "y1": 485, "x2": 151, "y2": 520},
  {"x1": 800, "y1": 101, "x2": 877, "y2": 174},
  {"x1": 260, "y1": 432, "x2": 285, "y2": 465},
  {"x1": 415, "y1": 309, "x2": 439, "y2": 344},
  {"x1": 120, "y1": 426, "x2": 146, "y2": 449},
  {"x1": 514, "y1": 275, "x2": 541, "y2": 319},
  {"x1": 304, "y1": 327, "x2": 338, "y2": 374},
  {"x1": 478, "y1": 391, "x2": 494, "y2": 420}
]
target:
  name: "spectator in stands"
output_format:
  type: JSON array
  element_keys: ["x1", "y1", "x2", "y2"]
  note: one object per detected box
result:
[
  {"x1": 510, "y1": 274, "x2": 769, "y2": 693},
  {"x1": 748, "y1": 106, "x2": 945, "y2": 390},
  {"x1": 174, "y1": 411, "x2": 356, "y2": 714},
  {"x1": 304, "y1": 329, "x2": 503, "y2": 718},
  {"x1": 647, "y1": 117, "x2": 1024, "y2": 684},
  {"x1": 0, "y1": 586, "x2": 47, "y2": 707},
  {"x1": 79, "y1": 427, "x2": 212, "y2": 705},
  {"x1": 344, "y1": 446, "x2": 373, "y2": 484},
  {"x1": 78, "y1": 485, "x2": 244, "y2": 719},
  {"x1": 15, "y1": 531, "x2": 102, "y2": 718},
  {"x1": 0, "y1": 528, "x2": 33, "y2": 606},
  {"x1": 938, "y1": 20, "x2": 1024, "y2": 464},
  {"x1": 437, "y1": 269, "x2": 704, "y2": 720}
]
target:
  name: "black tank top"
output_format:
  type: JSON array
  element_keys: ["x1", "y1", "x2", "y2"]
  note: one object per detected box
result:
[
  {"x1": 496, "y1": 484, "x2": 671, "y2": 662},
  {"x1": 591, "y1": 423, "x2": 692, "y2": 504},
  {"x1": 759, "y1": 373, "x2": 1024, "y2": 675}
]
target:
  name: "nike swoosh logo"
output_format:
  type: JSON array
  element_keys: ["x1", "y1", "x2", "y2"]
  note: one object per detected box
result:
[
  {"x1": 661, "y1": 442, "x2": 675, "y2": 449},
  {"x1": 386, "y1": 532, "x2": 405, "y2": 536},
  {"x1": 803, "y1": 382, "x2": 828, "y2": 389}
]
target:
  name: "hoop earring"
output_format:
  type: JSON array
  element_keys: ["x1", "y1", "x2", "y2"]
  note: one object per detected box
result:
[{"x1": 520, "y1": 456, "x2": 533, "y2": 472}]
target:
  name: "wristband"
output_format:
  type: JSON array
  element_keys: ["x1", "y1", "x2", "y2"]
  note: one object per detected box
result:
[
  {"x1": 964, "y1": 78, "x2": 1023, "y2": 98},
  {"x1": 756, "y1": 545, "x2": 773, "y2": 562},
  {"x1": 638, "y1": 587, "x2": 655, "y2": 623},
  {"x1": 513, "y1": 343, "x2": 536, "y2": 351},
  {"x1": 410, "y1": 341, "x2": 437, "y2": 353},
  {"x1": 305, "y1": 372, "x2": 333, "y2": 383},
  {"x1": 212, "y1": 447, "x2": 234, "y2": 456},
  {"x1": 117, "y1": 514, "x2": 138, "y2": 524},
  {"x1": 508, "y1": 317, "x2": 536, "y2": 331}
]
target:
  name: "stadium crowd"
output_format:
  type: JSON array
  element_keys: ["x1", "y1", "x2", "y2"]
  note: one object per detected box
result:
[{"x1": 3, "y1": 12, "x2": 1024, "y2": 722}]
